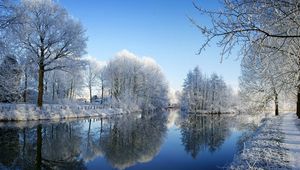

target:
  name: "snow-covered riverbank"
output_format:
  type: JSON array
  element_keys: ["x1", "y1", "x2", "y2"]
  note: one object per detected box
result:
[
  {"x1": 0, "y1": 104, "x2": 124, "y2": 121},
  {"x1": 229, "y1": 112, "x2": 300, "y2": 170}
]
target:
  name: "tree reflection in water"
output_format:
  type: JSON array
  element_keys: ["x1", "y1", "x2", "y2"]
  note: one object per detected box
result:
[
  {"x1": 0, "y1": 111, "x2": 168, "y2": 170},
  {"x1": 41, "y1": 122, "x2": 86, "y2": 169},
  {"x1": 0, "y1": 128, "x2": 19, "y2": 167},
  {"x1": 180, "y1": 114, "x2": 231, "y2": 158},
  {"x1": 99, "y1": 112, "x2": 168, "y2": 169},
  {"x1": 0, "y1": 111, "x2": 235, "y2": 170},
  {"x1": 0, "y1": 121, "x2": 86, "y2": 170}
]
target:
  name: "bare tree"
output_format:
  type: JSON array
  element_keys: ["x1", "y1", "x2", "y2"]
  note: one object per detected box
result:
[
  {"x1": 192, "y1": 0, "x2": 300, "y2": 59},
  {"x1": 83, "y1": 58, "x2": 103, "y2": 103},
  {"x1": 15, "y1": 0, "x2": 87, "y2": 107}
]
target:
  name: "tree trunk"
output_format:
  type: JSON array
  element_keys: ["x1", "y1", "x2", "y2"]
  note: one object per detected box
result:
[
  {"x1": 23, "y1": 71, "x2": 28, "y2": 102},
  {"x1": 57, "y1": 83, "x2": 60, "y2": 99},
  {"x1": 52, "y1": 81, "x2": 55, "y2": 101},
  {"x1": 37, "y1": 65, "x2": 45, "y2": 107},
  {"x1": 297, "y1": 86, "x2": 300, "y2": 119},
  {"x1": 69, "y1": 80, "x2": 73, "y2": 100},
  {"x1": 101, "y1": 79, "x2": 104, "y2": 104},
  {"x1": 89, "y1": 84, "x2": 92, "y2": 103},
  {"x1": 275, "y1": 93, "x2": 279, "y2": 116}
]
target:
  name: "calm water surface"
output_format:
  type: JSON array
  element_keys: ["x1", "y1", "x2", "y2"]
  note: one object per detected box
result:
[{"x1": 0, "y1": 110, "x2": 246, "y2": 170}]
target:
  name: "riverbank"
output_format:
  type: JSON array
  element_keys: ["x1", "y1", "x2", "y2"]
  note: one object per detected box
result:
[
  {"x1": 0, "y1": 103, "x2": 124, "y2": 121},
  {"x1": 229, "y1": 112, "x2": 300, "y2": 169}
]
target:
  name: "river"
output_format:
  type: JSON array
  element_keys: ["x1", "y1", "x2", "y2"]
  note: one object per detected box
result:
[{"x1": 0, "y1": 110, "x2": 251, "y2": 170}]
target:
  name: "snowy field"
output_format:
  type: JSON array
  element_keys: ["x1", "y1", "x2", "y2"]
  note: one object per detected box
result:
[{"x1": 0, "y1": 104, "x2": 124, "y2": 121}]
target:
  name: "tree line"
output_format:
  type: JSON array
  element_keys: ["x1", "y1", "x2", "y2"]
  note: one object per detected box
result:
[{"x1": 0, "y1": 0, "x2": 168, "y2": 111}]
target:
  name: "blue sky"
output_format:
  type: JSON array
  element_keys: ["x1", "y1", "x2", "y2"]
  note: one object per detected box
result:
[{"x1": 58, "y1": 0, "x2": 241, "y2": 91}]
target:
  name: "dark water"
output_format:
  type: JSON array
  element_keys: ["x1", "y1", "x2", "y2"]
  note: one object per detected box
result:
[{"x1": 0, "y1": 110, "x2": 245, "y2": 170}]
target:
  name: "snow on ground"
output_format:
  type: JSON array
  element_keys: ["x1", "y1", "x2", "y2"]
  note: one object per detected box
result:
[
  {"x1": 281, "y1": 112, "x2": 300, "y2": 169},
  {"x1": 229, "y1": 114, "x2": 290, "y2": 169},
  {"x1": 230, "y1": 112, "x2": 300, "y2": 170},
  {"x1": 0, "y1": 104, "x2": 124, "y2": 121}
]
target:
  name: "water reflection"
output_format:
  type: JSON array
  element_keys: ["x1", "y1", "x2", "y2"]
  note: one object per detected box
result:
[
  {"x1": 99, "y1": 113, "x2": 167, "y2": 169},
  {"x1": 41, "y1": 123, "x2": 85, "y2": 169},
  {"x1": 0, "y1": 111, "x2": 243, "y2": 170},
  {"x1": 0, "y1": 112, "x2": 168, "y2": 170},
  {"x1": 0, "y1": 128, "x2": 19, "y2": 167},
  {"x1": 180, "y1": 114, "x2": 230, "y2": 158}
]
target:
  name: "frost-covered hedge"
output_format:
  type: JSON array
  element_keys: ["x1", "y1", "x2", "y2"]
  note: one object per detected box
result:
[{"x1": 0, "y1": 104, "x2": 123, "y2": 121}]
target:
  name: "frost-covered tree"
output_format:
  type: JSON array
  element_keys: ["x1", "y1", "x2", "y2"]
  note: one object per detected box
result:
[
  {"x1": 42, "y1": 62, "x2": 86, "y2": 103},
  {"x1": 193, "y1": 0, "x2": 300, "y2": 117},
  {"x1": 0, "y1": 0, "x2": 19, "y2": 29},
  {"x1": 83, "y1": 57, "x2": 104, "y2": 103},
  {"x1": 239, "y1": 43, "x2": 288, "y2": 115},
  {"x1": 279, "y1": 39, "x2": 300, "y2": 118},
  {"x1": 15, "y1": 0, "x2": 87, "y2": 107},
  {"x1": 180, "y1": 66, "x2": 232, "y2": 113},
  {"x1": 0, "y1": 55, "x2": 21, "y2": 102},
  {"x1": 192, "y1": 0, "x2": 300, "y2": 58},
  {"x1": 0, "y1": 0, "x2": 22, "y2": 59},
  {"x1": 18, "y1": 52, "x2": 38, "y2": 103},
  {"x1": 102, "y1": 50, "x2": 168, "y2": 111}
]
